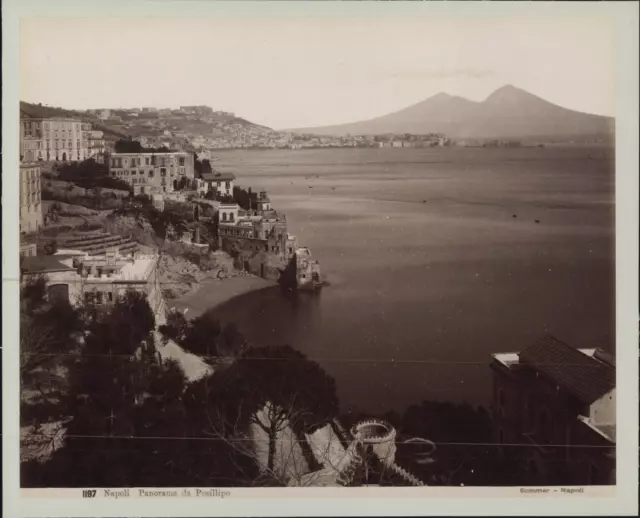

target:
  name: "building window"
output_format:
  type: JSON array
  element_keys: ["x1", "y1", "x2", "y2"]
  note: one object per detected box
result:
[
  {"x1": 107, "y1": 292, "x2": 113, "y2": 302},
  {"x1": 84, "y1": 292, "x2": 95, "y2": 304},
  {"x1": 149, "y1": 170, "x2": 154, "y2": 178},
  {"x1": 145, "y1": 157, "x2": 150, "y2": 165},
  {"x1": 160, "y1": 168, "x2": 167, "y2": 176},
  {"x1": 96, "y1": 292, "x2": 103, "y2": 304},
  {"x1": 222, "y1": 213, "x2": 227, "y2": 222}
]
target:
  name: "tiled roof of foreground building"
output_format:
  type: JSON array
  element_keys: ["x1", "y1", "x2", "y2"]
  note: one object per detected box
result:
[
  {"x1": 287, "y1": 419, "x2": 426, "y2": 487},
  {"x1": 518, "y1": 335, "x2": 615, "y2": 404}
]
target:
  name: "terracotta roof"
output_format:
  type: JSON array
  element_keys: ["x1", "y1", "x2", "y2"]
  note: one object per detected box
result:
[
  {"x1": 519, "y1": 335, "x2": 615, "y2": 404},
  {"x1": 21, "y1": 255, "x2": 74, "y2": 274}
]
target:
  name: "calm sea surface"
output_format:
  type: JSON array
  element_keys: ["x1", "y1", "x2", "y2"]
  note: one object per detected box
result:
[{"x1": 206, "y1": 147, "x2": 615, "y2": 414}]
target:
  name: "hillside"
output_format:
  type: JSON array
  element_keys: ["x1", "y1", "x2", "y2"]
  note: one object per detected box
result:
[
  {"x1": 20, "y1": 101, "x2": 273, "y2": 144},
  {"x1": 288, "y1": 85, "x2": 615, "y2": 141},
  {"x1": 20, "y1": 102, "x2": 130, "y2": 139}
]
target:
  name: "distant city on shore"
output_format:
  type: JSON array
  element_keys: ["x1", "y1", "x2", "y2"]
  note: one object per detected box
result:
[{"x1": 20, "y1": 85, "x2": 614, "y2": 164}]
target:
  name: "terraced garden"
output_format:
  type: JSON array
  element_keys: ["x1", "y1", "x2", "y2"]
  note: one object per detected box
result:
[{"x1": 57, "y1": 230, "x2": 139, "y2": 256}]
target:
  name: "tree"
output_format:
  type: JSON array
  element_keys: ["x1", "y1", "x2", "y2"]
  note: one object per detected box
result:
[
  {"x1": 399, "y1": 400, "x2": 498, "y2": 486},
  {"x1": 115, "y1": 139, "x2": 144, "y2": 154},
  {"x1": 181, "y1": 314, "x2": 222, "y2": 359},
  {"x1": 20, "y1": 277, "x2": 82, "y2": 391},
  {"x1": 232, "y1": 186, "x2": 253, "y2": 211},
  {"x1": 56, "y1": 158, "x2": 131, "y2": 192},
  {"x1": 104, "y1": 290, "x2": 156, "y2": 356},
  {"x1": 191, "y1": 345, "x2": 339, "y2": 476},
  {"x1": 158, "y1": 309, "x2": 189, "y2": 343},
  {"x1": 28, "y1": 291, "x2": 185, "y2": 488}
]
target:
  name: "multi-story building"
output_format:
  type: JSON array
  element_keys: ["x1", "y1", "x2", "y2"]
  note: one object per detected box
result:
[
  {"x1": 87, "y1": 130, "x2": 106, "y2": 161},
  {"x1": 20, "y1": 249, "x2": 167, "y2": 325},
  {"x1": 108, "y1": 152, "x2": 195, "y2": 196},
  {"x1": 218, "y1": 200, "x2": 301, "y2": 281},
  {"x1": 20, "y1": 163, "x2": 43, "y2": 234},
  {"x1": 202, "y1": 171, "x2": 235, "y2": 197},
  {"x1": 491, "y1": 335, "x2": 615, "y2": 485},
  {"x1": 20, "y1": 114, "x2": 90, "y2": 162}
]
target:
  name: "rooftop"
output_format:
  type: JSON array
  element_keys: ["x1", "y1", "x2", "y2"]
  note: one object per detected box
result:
[
  {"x1": 53, "y1": 251, "x2": 158, "y2": 282},
  {"x1": 577, "y1": 416, "x2": 616, "y2": 443},
  {"x1": 21, "y1": 255, "x2": 74, "y2": 274},
  {"x1": 496, "y1": 335, "x2": 616, "y2": 404},
  {"x1": 202, "y1": 171, "x2": 236, "y2": 181}
]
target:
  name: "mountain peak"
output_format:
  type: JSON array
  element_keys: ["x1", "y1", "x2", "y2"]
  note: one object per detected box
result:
[
  {"x1": 430, "y1": 92, "x2": 452, "y2": 101},
  {"x1": 287, "y1": 83, "x2": 613, "y2": 139},
  {"x1": 484, "y1": 84, "x2": 531, "y2": 103}
]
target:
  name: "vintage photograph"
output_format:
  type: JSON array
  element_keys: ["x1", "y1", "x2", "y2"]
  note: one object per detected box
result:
[{"x1": 9, "y1": 3, "x2": 630, "y2": 500}]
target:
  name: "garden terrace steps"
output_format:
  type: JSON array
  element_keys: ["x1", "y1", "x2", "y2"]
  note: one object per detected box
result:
[{"x1": 57, "y1": 231, "x2": 139, "y2": 256}]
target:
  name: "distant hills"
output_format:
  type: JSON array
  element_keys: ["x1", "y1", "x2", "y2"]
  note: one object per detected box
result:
[
  {"x1": 287, "y1": 85, "x2": 615, "y2": 141},
  {"x1": 19, "y1": 101, "x2": 272, "y2": 141}
]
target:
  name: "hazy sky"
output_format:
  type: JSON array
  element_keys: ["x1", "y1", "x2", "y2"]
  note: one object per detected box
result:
[{"x1": 20, "y1": 15, "x2": 615, "y2": 129}]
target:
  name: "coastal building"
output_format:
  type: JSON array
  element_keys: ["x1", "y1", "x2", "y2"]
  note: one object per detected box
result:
[
  {"x1": 292, "y1": 247, "x2": 322, "y2": 290},
  {"x1": 202, "y1": 171, "x2": 236, "y2": 197},
  {"x1": 20, "y1": 114, "x2": 90, "y2": 162},
  {"x1": 253, "y1": 190, "x2": 272, "y2": 212},
  {"x1": 20, "y1": 249, "x2": 167, "y2": 324},
  {"x1": 491, "y1": 335, "x2": 616, "y2": 485},
  {"x1": 217, "y1": 199, "x2": 300, "y2": 280},
  {"x1": 108, "y1": 152, "x2": 195, "y2": 196},
  {"x1": 98, "y1": 109, "x2": 111, "y2": 121},
  {"x1": 20, "y1": 163, "x2": 43, "y2": 234}
]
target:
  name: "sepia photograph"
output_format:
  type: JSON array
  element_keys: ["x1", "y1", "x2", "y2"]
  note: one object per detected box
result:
[{"x1": 3, "y1": 0, "x2": 638, "y2": 516}]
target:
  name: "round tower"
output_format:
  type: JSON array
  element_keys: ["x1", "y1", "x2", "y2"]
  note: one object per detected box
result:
[{"x1": 350, "y1": 419, "x2": 397, "y2": 467}]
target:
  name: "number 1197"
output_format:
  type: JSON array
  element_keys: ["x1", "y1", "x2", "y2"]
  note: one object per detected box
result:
[{"x1": 82, "y1": 490, "x2": 97, "y2": 498}]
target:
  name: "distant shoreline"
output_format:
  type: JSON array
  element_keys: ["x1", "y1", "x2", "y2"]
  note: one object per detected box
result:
[{"x1": 206, "y1": 141, "x2": 614, "y2": 152}]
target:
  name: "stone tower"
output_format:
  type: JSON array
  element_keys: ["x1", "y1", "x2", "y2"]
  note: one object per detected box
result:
[{"x1": 350, "y1": 419, "x2": 397, "y2": 467}]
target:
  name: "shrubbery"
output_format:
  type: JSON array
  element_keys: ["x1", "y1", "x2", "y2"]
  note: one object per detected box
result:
[{"x1": 56, "y1": 159, "x2": 132, "y2": 193}]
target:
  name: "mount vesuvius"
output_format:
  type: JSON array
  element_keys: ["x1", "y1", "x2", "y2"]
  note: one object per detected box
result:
[{"x1": 286, "y1": 85, "x2": 614, "y2": 140}]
